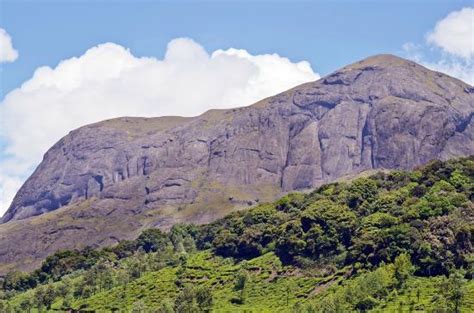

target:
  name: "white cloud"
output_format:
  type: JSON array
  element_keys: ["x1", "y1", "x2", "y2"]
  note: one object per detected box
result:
[
  {"x1": 403, "y1": 41, "x2": 474, "y2": 85},
  {"x1": 403, "y1": 7, "x2": 474, "y2": 85},
  {"x1": 0, "y1": 175, "x2": 23, "y2": 215},
  {"x1": 0, "y1": 38, "x2": 319, "y2": 215},
  {"x1": 0, "y1": 28, "x2": 18, "y2": 63},
  {"x1": 427, "y1": 7, "x2": 474, "y2": 59}
]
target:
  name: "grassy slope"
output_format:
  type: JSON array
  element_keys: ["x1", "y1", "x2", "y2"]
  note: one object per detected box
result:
[
  {"x1": 372, "y1": 278, "x2": 474, "y2": 313},
  {"x1": 10, "y1": 251, "x2": 473, "y2": 312},
  {"x1": 69, "y1": 251, "x2": 330, "y2": 312}
]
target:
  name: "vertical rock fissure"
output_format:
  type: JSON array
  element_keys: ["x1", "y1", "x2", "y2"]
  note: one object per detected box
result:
[
  {"x1": 94, "y1": 175, "x2": 104, "y2": 192},
  {"x1": 361, "y1": 116, "x2": 374, "y2": 169},
  {"x1": 280, "y1": 127, "x2": 292, "y2": 189}
]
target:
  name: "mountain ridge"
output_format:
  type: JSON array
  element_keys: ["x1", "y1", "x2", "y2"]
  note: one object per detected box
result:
[{"x1": 0, "y1": 54, "x2": 472, "y2": 273}]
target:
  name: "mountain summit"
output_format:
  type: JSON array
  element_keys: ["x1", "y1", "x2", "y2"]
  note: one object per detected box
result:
[{"x1": 1, "y1": 54, "x2": 472, "y2": 272}]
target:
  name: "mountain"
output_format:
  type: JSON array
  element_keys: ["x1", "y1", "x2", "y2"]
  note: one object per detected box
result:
[{"x1": 0, "y1": 54, "x2": 473, "y2": 273}]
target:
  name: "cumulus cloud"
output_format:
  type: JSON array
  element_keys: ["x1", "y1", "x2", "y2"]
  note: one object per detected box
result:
[
  {"x1": 0, "y1": 175, "x2": 23, "y2": 214},
  {"x1": 404, "y1": 7, "x2": 474, "y2": 85},
  {"x1": 0, "y1": 38, "x2": 319, "y2": 215},
  {"x1": 427, "y1": 7, "x2": 474, "y2": 59},
  {"x1": 0, "y1": 28, "x2": 18, "y2": 63},
  {"x1": 403, "y1": 41, "x2": 474, "y2": 85}
]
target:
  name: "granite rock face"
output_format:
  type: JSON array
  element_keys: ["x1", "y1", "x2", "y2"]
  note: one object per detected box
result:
[{"x1": 1, "y1": 54, "x2": 473, "y2": 272}]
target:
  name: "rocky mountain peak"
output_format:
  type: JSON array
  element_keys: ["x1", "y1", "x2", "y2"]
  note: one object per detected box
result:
[
  {"x1": 0, "y1": 54, "x2": 472, "y2": 273},
  {"x1": 345, "y1": 53, "x2": 415, "y2": 68}
]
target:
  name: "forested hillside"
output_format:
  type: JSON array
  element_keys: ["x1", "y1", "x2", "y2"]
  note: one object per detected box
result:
[{"x1": 1, "y1": 157, "x2": 473, "y2": 312}]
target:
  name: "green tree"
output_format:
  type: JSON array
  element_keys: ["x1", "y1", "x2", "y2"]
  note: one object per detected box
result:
[
  {"x1": 34, "y1": 284, "x2": 56, "y2": 310},
  {"x1": 431, "y1": 295, "x2": 449, "y2": 313},
  {"x1": 19, "y1": 297, "x2": 33, "y2": 312},
  {"x1": 136, "y1": 228, "x2": 170, "y2": 253},
  {"x1": 124, "y1": 252, "x2": 149, "y2": 279},
  {"x1": 2, "y1": 271, "x2": 32, "y2": 291},
  {"x1": 174, "y1": 286, "x2": 200, "y2": 313},
  {"x1": 183, "y1": 236, "x2": 197, "y2": 253},
  {"x1": 157, "y1": 299, "x2": 175, "y2": 313},
  {"x1": 234, "y1": 270, "x2": 248, "y2": 291},
  {"x1": 346, "y1": 178, "x2": 378, "y2": 209},
  {"x1": 236, "y1": 226, "x2": 264, "y2": 258},
  {"x1": 275, "y1": 220, "x2": 306, "y2": 263},
  {"x1": 131, "y1": 300, "x2": 147, "y2": 313},
  {"x1": 393, "y1": 253, "x2": 414, "y2": 288},
  {"x1": 0, "y1": 300, "x2": 13, "y2": 313},
  {"x1": 441, "y1": 270, "x2": 466, "y2": 313},
  {"x1": 316, "y1": 291, "x2": 348, "y2": 313},
  {"x1": 355, "y1": 296, "x2": 378, "y2": 311},
  {"x1": 232, "y1": 270, "x2": 249, "y2": 305},
  {"x1": 300, "y1": 199, "x2": 356, "y2": 261},
  {"x1": 170, "y1": 224, "x2": 198, "y2": 255},
  {"x1": 195, "y1": 286, "x2": 213, "y2": 312},
  {"x1": 275, "y1": 193, "x2": 304, "y2": 212},
  {"x1": 449, "y1": 169, "x2": 469, "y2": 190},
  {"x1": 112, "y1": 240, "x2": 137, "y2": 258},
  {"x1": 56, "y1": 279, "x2": 69, "y2": 298},
  {"x1": 78, "y1": 284, "x2": 94, "y2": 298},
  {"x1": 213, "y1": 229, "x2": 239, "y2": 257},
  {"x1": 61, "y1": 294, "x2": 74, "y2": 310}
]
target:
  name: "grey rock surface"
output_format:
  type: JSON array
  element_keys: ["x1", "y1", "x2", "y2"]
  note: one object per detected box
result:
[{"x1": 0, "y1": 54, "x2": 473, "y2": 273}]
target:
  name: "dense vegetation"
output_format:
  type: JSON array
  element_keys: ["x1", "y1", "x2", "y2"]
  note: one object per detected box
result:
[{"x1": 0, "y1": 157, "x2": 473, "y2": 312}]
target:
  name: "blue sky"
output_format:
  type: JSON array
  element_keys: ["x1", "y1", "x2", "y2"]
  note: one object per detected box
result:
[
  {"x1": 0, "y1": 0, "x2": 473, "y2": 215},
  {"x1": 1, "y1": 0, "x2": 472, "y2": 99}
]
